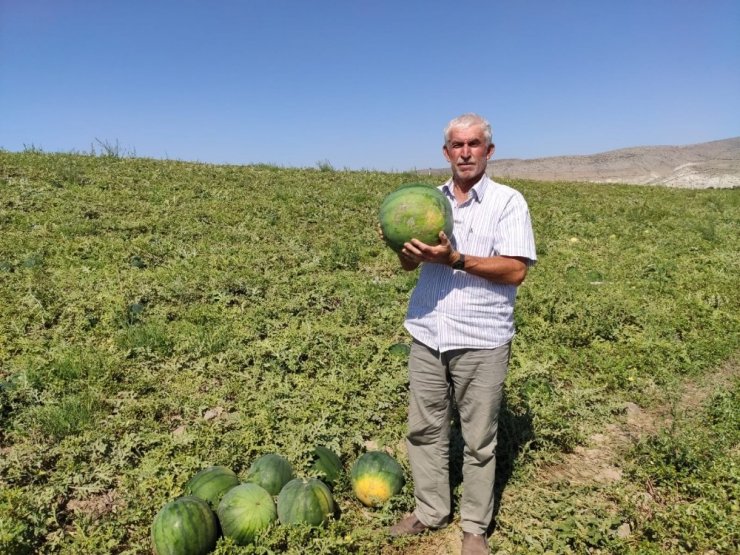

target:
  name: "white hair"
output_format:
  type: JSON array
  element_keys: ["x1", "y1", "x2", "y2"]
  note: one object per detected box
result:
[{"x1": 444, "y1": 113, "x2": 493, "y2": 146}]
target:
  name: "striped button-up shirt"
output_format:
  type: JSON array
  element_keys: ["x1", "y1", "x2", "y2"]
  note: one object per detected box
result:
[{"x1": 404, "y1": 175, "x2": 537, "y2": 353}]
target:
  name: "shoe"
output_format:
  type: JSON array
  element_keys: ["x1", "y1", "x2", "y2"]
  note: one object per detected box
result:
[
  {"x1": 388, "y1": 513, "x2": 429, "y2": 537},
  {"x1": 462, "y1": 532, "x2": 489, "y2": 555}
]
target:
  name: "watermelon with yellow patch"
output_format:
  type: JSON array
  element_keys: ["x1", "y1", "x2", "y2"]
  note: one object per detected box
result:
[
  {"x1": 379, "y1": 184, "x2": 453, "y2": 252},
  {"x1": 350, "y1": 451, "x2": 405, "y2": 507}
]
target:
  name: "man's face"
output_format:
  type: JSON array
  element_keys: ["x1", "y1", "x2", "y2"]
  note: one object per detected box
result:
[{"x1": 443, "y1": 124, "x2": 494, "y2": 185}]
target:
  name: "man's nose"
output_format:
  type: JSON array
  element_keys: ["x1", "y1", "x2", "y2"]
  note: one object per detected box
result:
[{"x1": 460, "y1": 144, "x2": 472, "y2": 158}]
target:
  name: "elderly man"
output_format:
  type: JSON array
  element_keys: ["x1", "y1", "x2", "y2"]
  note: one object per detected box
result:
[{"x1": 389, "y1": 113, "x2": 536, "y2": 555}]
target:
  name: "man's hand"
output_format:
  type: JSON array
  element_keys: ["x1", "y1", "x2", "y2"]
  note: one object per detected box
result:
[
  {"x1": 403, "y1": 230, "x2": 529, "y2": 284},
  {"x1": 378, "y1": 227, "x2": 457, "y2": 272},
  {"x1": 401, "y1": 231, "x2": 456, "y2": 266}
]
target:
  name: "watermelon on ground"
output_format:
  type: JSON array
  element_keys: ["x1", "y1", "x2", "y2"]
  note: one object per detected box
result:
[
  {"x1": 184, "y1": 465, "x2": 240, "y2": 509},
  {"x1": 244, "y1": 453, "x2": 294, "y2": 496},
  {"x1": 151, "y1": 495, "x2": 219, "y2": 555},
  {"x1": 351, "y1": 451, "x2": 405, "y2": 508},
  {"x1": 388, "y1": 343, "x2": 411, "y2": 357},
  {"x1": 218, "y1": 483, "x2": 277, "y2": 545},
  {"x1": 309, "y1": 446, "x2": 343, "y2": 488},
  {"x1": 277, "y1": 478, "x2": 335, "y2": 526}
]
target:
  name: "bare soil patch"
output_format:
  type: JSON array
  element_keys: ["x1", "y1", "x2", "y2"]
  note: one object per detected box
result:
[
  {"x1": 65, "y1": 489, "x2": 121, "y2": 520},
  {"x1": 382, "y1": 525, "x2": 463, "y2": 555},
  {"x1": 389, "y1": 356, "x2": 738, "y2": 553},
  {"x1": 543, "y1": 356, "x2": 738, "y2": 486}
]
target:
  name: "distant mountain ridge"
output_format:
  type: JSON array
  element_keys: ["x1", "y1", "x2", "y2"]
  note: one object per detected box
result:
[{"x1": 485, "y1": 137, "x2": 740, "y2": 189}]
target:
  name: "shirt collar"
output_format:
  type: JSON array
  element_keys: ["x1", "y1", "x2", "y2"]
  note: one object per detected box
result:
[{"x1": 442, "y1": 174, "x2": 489, "y2": 203}]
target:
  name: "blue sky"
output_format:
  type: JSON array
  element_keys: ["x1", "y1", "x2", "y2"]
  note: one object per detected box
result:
[{"x1": 1, "y1": 0, "x2": 738, "y2": 171}]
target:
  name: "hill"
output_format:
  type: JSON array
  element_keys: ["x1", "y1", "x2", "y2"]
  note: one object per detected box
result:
[
  {"x1": 0, "y1": 151, "x2": 738, "y2": 553},
  {"x1": 487, "y1": 137, "x2": 740, "y2": 188}
]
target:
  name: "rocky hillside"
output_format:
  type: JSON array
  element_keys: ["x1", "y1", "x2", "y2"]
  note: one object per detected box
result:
[{"x1": 487, "y1": 137, "x2": 740, "y2": 188}]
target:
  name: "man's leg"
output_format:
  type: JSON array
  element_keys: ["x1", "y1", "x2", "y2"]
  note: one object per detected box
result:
[
  {"x1": 405, "y1": 340, "x2": 453, "y2": 528},
  {"x1": 449, "y1": 342, "x2": 511, "y2": 535}
]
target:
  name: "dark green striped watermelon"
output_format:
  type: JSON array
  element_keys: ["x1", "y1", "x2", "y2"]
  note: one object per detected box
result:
[
  {"x1": 351, "y1": 451, "x2": 405, "y2": 507},
  {"x1": 277, "y1": 478, "x2": 335, "y2": 526},
  {"x1": 309, "y1": 446, "x2": 342, "y2": 488},
  {"x1": 244, "y1": 453, "x2": 294, "y2": 496},
  {"x1": 379, "y1": 184, "x2": 453, "y2": 252},
  {"x1": 151, "y1": 495, "x2": 219, "y2": 555},
  {"x1": 217, "y1": 483, "x2": 276, "y2": 545},
  {"x1": 184, "y1": 465, "x2": 240, "y2": 509}
]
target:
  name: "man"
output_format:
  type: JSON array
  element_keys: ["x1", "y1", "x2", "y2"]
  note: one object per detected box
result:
[{"x1": 389, "y1": 113, "x2": 536, "y2": 555}]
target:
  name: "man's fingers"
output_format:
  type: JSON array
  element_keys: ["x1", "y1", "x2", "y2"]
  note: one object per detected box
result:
[
  {"x1": 400, "y1": 250, "x2": 419, "y2": 263},
  {"x1": 408, "y1": 238, "x2": 426, "y2": 251},
  {"x1": 405, "y1": 240, "x2": 424, "y2": 255},
  {"x1": 401, "y1": 242, "x2": 422, "y2": 261}
]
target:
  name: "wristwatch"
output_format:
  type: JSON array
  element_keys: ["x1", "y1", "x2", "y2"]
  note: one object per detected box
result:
[{"x1": 451, "y1": 252, "x2": 466, "y2": 270}]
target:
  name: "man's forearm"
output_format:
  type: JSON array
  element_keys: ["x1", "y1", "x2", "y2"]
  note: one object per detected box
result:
[{"x1": 454, "y1": 253, "x2": 528, "y2": 285}]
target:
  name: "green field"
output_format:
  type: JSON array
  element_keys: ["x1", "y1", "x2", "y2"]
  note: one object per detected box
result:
[{"x1": 1, "y1": 150, "x2": 738, "y2": 554}]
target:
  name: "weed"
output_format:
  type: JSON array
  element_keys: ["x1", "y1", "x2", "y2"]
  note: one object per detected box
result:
[
  {"x1": 24, "y1": 391, "x2": 103, "y2": 440},
  {"x1": 316, "y1": 159, "x2": 335, "y2": 172}
]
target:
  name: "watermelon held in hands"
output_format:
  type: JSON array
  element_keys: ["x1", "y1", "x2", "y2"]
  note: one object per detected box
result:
[
  {"x1": 244, "y1": 453, "x2": 294, "y2": 496},
  {"x1": 351, "y1": 451, "x2": 405, "y2": 508},
  {"x1": 217, "y1": 483, "x2": 277, "y2": 545},
  {"x1": 184, "y1": 465, "x2": 240, "y2": 509},
  {"x1": 277, "y1": 478, "x2": 335, "y2": 526},
  {"x1": 379, "y1": 184, "x2": 454, "y2": 253},
  {"x1": 309, "y1": 446, "x2": 343, "y2": 488},
  {"x1": 151, "y1": 495, "x2": 219, "y2": 555}
]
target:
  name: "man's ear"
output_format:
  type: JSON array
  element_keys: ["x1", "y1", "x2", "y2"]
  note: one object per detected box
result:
[
  {"x1": 443, "y1": 144, "x2": 451, "y2": 162},
  {"x1": 487, "y1": 143, "x2": 495, "y2": 159}
]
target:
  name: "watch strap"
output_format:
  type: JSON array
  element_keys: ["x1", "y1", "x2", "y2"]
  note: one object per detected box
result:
[{"x1": 452, "y1": 253, "x2": 465, "y2": 270}]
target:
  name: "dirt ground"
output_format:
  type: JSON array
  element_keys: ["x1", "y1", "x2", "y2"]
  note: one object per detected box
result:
[{"x1": 383, "y1": 356, "x2": 738, "y2": 554}]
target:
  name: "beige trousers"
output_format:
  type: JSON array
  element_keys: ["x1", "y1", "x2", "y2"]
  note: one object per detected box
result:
[{"x1": 406, "y1": 339, "x2": 511, "y2": 535}]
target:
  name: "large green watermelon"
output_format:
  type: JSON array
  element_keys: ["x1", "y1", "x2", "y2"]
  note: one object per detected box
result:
[
  {"x1": 217, "y1": 483, "x2": 276, "y2": 545},
  {"x1": 388, "y1": 342, "x2": 411, "y2": 357},
  {"x1": 379, "y1": 184, "x2": 454, "y2": 252},
  {"x1": 351, "y1": 451, "x2": 405, "y2": 508},
  {"x1": 151, "y1": 495, "x2": 219, "y2": 555},
  {"x1": 277, "y1": 478, "x2": 335, "y2": 526},
  {"x1": 244, "y1": 453, "x2": 294, "y2": 496},
  {"x1": 309, "y1": 446, "x2": 343, "y2": 488},
  {"x1": 184, "y1": 465, "x2": 240, "y2": 509}
]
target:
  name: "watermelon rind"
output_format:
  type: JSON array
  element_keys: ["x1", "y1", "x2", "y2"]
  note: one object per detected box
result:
[
  {"x1": 379, "y1": 184, "x2": 454, "y2": 253},
  {"x1": 388, "y1": 343, "x2": 411, "y2": 357},
  {"x1": 351, "y1": 451, "x2": 405, "y2": 508},
  {"x1": 151, "y1": 495, "x2": 219, "y2": 555},
  {"x1": 244, "y1": 453, "x2": 295, "y2": 496},
  {"x1": 217, "y1": 483, "x2": 276, "y2": 545},
  {"x1": 184, "y1": 465, "x2": 240, "y2": 509},
  {"x1": 309, "y1": 446, "x2": 343, "y2": 488},
  {"x1": 277, "y1": 478, "x2": 335, "y2": 526}
]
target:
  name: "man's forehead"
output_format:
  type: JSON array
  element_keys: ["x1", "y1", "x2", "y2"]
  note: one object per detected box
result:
[{"x1": 447, "y1": 125, "x2": 485, "y2": 141}]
